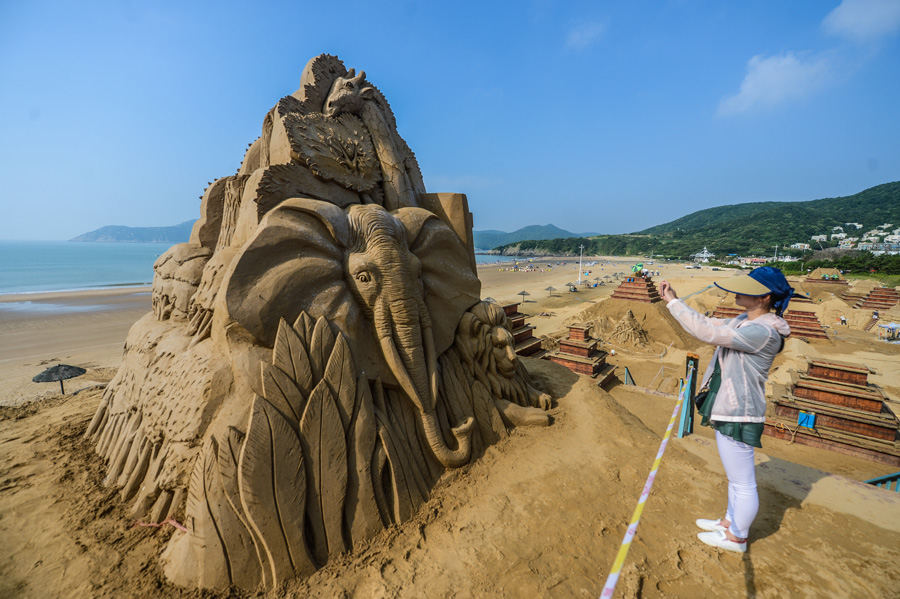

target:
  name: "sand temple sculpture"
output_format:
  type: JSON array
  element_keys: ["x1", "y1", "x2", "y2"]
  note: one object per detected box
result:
[{"x1": 84, "y1": 55, "x2": 552, "y2": 590}]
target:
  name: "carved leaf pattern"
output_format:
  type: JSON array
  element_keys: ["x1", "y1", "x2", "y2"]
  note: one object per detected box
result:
[
  {"x1": 238, "y1": 396, "x2": 316, "y2": 583},
  {"x1": 205, "y1": 437, "x2": 263, "y2": 590},
  {"x1": 309, "y1": 317, "x2": 336, "y2": 382},
  {"x1": 217, "y1": 427, "x2": 268, "y2": 589},
  {"x1": 299, "y1": 379, "x2": 348, "y2": 564},
  {"x1": 293, "y1": 312, "x2": 316, "y2": 347},
  {"x1": 323, "y1": 334, "x2": 356, "y2": 431},
  {"x1": 184, "y1": 439, "x2": 230, "y2": 589},
  {"x1": 374, "y1": 413, "x2": 417, "y2": 523},
  {"x1": 274, "y1": 319, "x2": 314, "y2": 399},
  {"x1": 260, "y1": 362, "x2": 304, "y2": 426},
  {"x1": 345, "y1": 375, "x2": 381, "y2": 545}
]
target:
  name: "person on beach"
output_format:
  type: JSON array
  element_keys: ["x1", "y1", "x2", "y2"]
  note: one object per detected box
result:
[{"x1": 658, "y1": 267, "x2": 794, "y2": 553}]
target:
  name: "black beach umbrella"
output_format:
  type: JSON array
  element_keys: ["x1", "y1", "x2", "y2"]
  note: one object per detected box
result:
[{"x1": 33, "y1": 364, "x2": 86, "y2": 394}]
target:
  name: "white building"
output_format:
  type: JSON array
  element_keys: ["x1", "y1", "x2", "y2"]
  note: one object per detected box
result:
[
  {"x1": 845, "y1": 222, "x2": 863, "y2": 229},
  {"x1": 832, "y1": 226, "x2": 844, "y2": 232},
  {"x1": 811, "y1": 235, "x2": 827, "y2": 242},
  {"x1": 690, "y1": 247, "x2": 716, "y2": 263},
  {"x1": 830, "y1": 233, "x2": 847, "y2": 240},
  {"x1": 789, "y1": 243, "x2": 811, "y2": 250}
]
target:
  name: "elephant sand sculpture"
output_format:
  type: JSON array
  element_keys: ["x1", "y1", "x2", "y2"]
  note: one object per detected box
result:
[{"x1": 83, "y1": 54, "x2": 552, "y2": 591}]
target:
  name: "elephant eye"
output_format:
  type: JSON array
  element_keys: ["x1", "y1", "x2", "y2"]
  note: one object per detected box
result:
[{"x1": 355, "y1": 272, "x2": 371, "y2": 283}]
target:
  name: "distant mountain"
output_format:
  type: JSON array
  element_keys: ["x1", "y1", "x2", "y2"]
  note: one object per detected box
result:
[
  {"x1": 474, "y1": 224, "x2": 597, "y2": 251},
  {"x1": 493, "y1": 181, "x2": 900, "y2": 258},
  {"x1": 635, "y1": 181, "x2": 900, "y2": 240},
  {"x1": 70, "y1": 220, "x2": 195, "y2": 243}
]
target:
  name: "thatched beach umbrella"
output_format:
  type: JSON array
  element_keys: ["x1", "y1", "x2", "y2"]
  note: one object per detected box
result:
[
  {"x1": 518, "y1": 290, "x2": 531, "y2": 303},
  {"x1": 565, "y1": 281, "x2": 577, "y2": 291},
  {"x1": 545, "y1": 286, "x2": 557, "y2": 297},
  {"x1": 33, "y1": 364, "x2": 86, "y2": 394}
]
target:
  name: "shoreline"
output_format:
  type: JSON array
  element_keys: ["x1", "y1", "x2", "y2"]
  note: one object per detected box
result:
[{"x1": 0, "y1": 285, "x2": 152, "y2": 305}]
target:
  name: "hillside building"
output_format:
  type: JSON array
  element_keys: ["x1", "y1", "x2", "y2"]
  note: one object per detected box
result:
[
  {"x1": 811, "y1": 235, "x2": 827, "y2": 242},
  {"x1": 790, "y1": 243, "x2": 811, "y2": 250}
]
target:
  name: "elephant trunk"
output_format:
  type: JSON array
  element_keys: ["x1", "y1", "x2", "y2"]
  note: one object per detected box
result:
[{"x1": 374, "y1": 296, "x2": 474, "y2": 468}]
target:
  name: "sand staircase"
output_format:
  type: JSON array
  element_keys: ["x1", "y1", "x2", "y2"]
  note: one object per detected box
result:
[
  {"x1": 765, "y1": 358, "x2": 900, "y2": 466},
  {"x1": 547, "y1": 323, "x2": 616, "y2": 385},
  {"x1": 502, "y1": 302, "x2": 546, "y2": 358},
  {"x1": 855, "y1": 287, "x2": 900, "y2": 311},
  {"x1": 711, "y1": 306, "x2": 829, "y2": 340},
  {"x1": 840, "y1": 289, "x2": 868, "y2": 306},
  {"x1": 609, "y1": 275, "x2": 662, "y2": 304}
]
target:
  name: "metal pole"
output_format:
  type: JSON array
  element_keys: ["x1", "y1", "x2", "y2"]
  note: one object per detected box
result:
[{"x1": 577, "y1": 244, "x2": 584, "y2": 285}]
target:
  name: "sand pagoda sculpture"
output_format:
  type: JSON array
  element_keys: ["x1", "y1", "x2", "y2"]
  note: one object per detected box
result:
[{"x1": 83, "y1": 55, "x2": 552, "y2": 591}]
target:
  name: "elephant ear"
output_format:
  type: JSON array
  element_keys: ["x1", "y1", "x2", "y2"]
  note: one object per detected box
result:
[
  {"x1": 222, "y1": 198, "x2": 364, "y2": 350},
  {"x1": 393, "y1": 208, "x2": 481, "y2": 356}
]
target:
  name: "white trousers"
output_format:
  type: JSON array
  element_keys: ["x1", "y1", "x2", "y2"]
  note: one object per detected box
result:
[{"x1": 715, "y1": 430, "x2": 759, "y2": 539}]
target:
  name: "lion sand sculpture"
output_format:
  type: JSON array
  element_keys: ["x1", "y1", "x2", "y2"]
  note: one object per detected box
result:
[{"x1": 84, "y1": 54, "x2": 552, "y2": 591}]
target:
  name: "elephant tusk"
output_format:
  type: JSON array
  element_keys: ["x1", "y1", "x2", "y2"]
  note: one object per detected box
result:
[{"x1": 379, "y1": 336, "x2": 426, "y2": 412}]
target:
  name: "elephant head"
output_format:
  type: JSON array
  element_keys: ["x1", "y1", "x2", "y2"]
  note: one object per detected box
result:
[{"x1": 222, "y1": 198, "x2": 481, "y2": 467}]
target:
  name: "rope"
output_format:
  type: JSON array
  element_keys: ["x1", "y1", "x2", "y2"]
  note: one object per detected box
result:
[
  {"x1": 599, "y1": 364, "x2": 695, "y2": 598},
  {"x1": 774, "y1": 421, "x2": 800, "y2": 444},
  {"x1": 680, "y1": 284, "x2": 714, "y2": 300},
  {"x1": 134, "y1": 517, "x2": 188, "y2": 533}
]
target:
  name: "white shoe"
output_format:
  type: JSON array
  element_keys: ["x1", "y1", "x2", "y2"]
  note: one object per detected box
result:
[
  {"x1": 698, "y1": 530, "x2": 747, "y2": 553},
  {"x1": 695, "y1": 518, "x2": 728, "y2": 532}
]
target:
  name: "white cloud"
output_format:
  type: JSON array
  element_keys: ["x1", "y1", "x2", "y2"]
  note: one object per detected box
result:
[
  {"x1": 565, "y1": 21, "x2": 607, "y2": 50},
  {"x1": 823, "y1": 0, "x2": 900, "y2": 43},
  {"x1": 717, "y1": 52, "x2": 834, "y2": 116}
]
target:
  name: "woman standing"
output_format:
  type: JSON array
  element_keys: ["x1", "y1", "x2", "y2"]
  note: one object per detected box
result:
[{"x1": 658, "y1": 267, "x2": 794, "y2": 553}]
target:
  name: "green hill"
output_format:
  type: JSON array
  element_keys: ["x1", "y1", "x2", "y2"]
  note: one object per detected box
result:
[
  {"x1": 70, "y1": 220, "x2": 195, "y2": 243},
  {"x1": 473, "y1": 224, "x2": 596, "y2": 251},
  {"x1": 494, "y1": 182, "x2": 900, "y2": 258}
]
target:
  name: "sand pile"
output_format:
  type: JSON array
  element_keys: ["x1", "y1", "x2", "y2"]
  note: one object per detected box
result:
[
  {"x1": 815, "y1": 296, "x2": 872, "y2": 329},
  {"x1": 567, "y1": 299, "x2": 702, "y2": 352},
  {"x1": 609, "y1": 309, "x2": 650, "y2": 347},
  {"x1": 683, "y1": 286, "x2": 729, "y2": 315}
]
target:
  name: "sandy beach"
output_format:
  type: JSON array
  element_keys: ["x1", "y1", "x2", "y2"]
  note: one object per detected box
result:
[{"x1": 2, "y1": 263, "x2": 900, "y2": 598}]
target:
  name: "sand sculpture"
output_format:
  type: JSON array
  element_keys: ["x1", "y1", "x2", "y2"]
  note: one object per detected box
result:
[
  {"x1": 610, "y1": 310, "x2": 650, "y2": 347},
  {"x1": 83, "y1": 54, "x2": 551, "y2": 590}
]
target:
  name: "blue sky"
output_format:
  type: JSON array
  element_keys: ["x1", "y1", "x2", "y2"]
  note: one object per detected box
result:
[{"x1": 1, "y1": 0, "x2": 898, "y2": 240}]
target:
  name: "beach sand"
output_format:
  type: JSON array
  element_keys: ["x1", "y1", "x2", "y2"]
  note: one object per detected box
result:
[{"x1": 2, "y1": 265, "x2": 900, "y2": 598}]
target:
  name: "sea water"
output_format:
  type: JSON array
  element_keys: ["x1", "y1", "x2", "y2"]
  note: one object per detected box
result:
[
  {"x1": 0, "y1": 241, "x2": 529, "y2": 295},
  {"x1": 0, "y1": 241, "x2": 171, "y2": 294}
]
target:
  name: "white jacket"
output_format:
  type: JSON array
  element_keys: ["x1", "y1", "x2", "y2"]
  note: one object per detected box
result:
[{"x1": 666, "y1": 299, "x2": 791, "y2": 422}]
